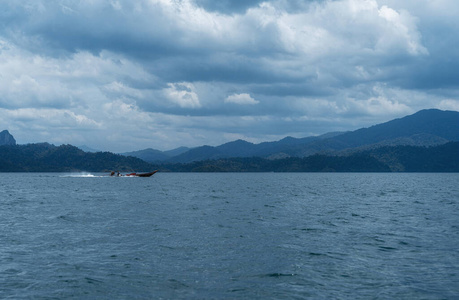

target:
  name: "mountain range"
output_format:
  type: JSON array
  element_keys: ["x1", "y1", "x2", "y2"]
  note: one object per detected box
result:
[
  {"x1": 157, "y1": 142, "x2": 458, "y2": 173},
  {"x1": 1, "y1": 109, "x2": 458, "y2": 172},
  {"x1": 123, "y1": 109, "x2": 459, "y2": 163}
]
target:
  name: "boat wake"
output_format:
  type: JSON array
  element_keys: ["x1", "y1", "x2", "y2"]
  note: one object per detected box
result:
[
  {"x1": 61, "y1": 173, "x2": 102, "y2": 178},
  {"x1": 61, "y1": 170, "x2": 158, "y2": 178}
]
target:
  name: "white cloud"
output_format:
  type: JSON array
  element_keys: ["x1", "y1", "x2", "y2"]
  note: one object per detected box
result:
[
  {"x1": 349, "y1": 96, "x2": 412, "y2": 116},
  {"x1": 342, "y1": 83, "x2": 414, "y2": 117},
  {"x1": 1, "y1": 107, "x2": 101, "y2": 130},
  {"x1": 438, "y1": 99, "x2": 459, "y2": 112},
  {"x1": 225, "y1": 93, "x2": 259, "y2": 105},
  {"x1": 377, "y1": 5, "x2": 428, "y2": 55},
  {"x1": 164, "y1": 82, "x2": 201, "y2": 108}
]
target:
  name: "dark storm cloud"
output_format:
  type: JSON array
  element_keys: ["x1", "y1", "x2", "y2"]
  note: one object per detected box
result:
[{"x1": 2, "y1": 2, "x2": 179, "y2": 59}]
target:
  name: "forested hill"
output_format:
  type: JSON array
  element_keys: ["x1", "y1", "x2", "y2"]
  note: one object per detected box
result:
[
  {"x1": 153, "y1": 142, "x2": 459, "y2": 172},
  {"x1": 0, "y1": 142, "x2": 457, "y2": 172},
  {"x1": 0, "y1": 143, "x2": 153, "y2": 172}
]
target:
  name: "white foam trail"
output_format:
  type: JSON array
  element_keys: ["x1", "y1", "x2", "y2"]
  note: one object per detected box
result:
[{"x1": 61, "y1": 173, "x2": 101, "y2": 178}]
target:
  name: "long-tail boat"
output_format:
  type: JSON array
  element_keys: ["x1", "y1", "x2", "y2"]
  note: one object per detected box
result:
[{"x1": 110, "y1": 170, "x2": 158, "y2": 177}]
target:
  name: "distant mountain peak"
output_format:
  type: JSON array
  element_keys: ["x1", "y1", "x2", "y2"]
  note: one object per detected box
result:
[
  {"x1": 280, "y1": 136, "x2": 295, "y2": 141},
  {"x1": 0, "y1": 130, "x2": 16, "y2": 146},
  {"x1": 220, "y1": 139, "x2": 254, "y2": 146},
  {"x1": 121, "y1": 109, "x2": 458, "y2": 164}
]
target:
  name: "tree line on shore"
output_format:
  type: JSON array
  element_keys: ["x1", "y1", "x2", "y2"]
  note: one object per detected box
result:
[{"x1": 1, "y1": 142, "x2": 457, "y2": 172}]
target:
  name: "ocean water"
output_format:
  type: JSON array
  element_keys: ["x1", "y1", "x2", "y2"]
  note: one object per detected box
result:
[{"x1": 1, "y1": 172, "x2": 458, "y2": 299}]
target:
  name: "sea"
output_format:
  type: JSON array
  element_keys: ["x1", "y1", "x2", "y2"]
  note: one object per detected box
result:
[{"x1": 1, "y1": 172, "x2": 458, "y2": 299}]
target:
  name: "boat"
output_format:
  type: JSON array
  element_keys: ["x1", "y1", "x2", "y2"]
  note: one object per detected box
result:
[
  {"x1": 127, "y1": 171, "x2": 158, "y2": 177},
  {"x1": 110, "y1": 170, "x2": 158, "y2": 177}
]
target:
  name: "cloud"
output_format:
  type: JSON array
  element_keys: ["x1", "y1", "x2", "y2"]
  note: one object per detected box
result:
[
  {"x1": 164, "y1": 82, "x2": 201, "y2": 108},
  {"x1": 438, "y1": 99, "x2": 459, "y2": 112},
  {"x1": 225, "y1": 93, "x2": 259, "y2": 105},
  {"x1": 377, "y1": 5, "x2": 428, "y2": 56}
]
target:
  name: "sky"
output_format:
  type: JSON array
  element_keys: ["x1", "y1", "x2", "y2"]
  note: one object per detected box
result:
[{"x1": 1, "y1": 0, "x2": 458, "y2": 152}]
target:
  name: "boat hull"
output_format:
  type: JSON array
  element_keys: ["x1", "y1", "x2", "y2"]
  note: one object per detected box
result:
[
  {"x1": 111, "y1": 170, "x2": 158, "y2": 177},
  {"x1": 135, "y1": 171, "x2": 158, "y2": 177}
]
